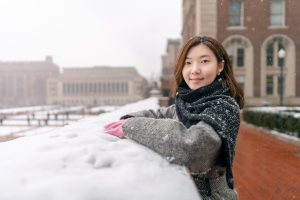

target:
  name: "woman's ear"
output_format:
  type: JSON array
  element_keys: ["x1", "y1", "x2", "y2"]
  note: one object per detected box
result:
[{"x1": 218, "y1": 61, "x2": 225, "y2": 74}]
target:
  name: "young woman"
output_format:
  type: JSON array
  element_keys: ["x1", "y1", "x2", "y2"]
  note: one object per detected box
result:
[{"x1": 104, "y1": 36, "x2": 244, "y2": 199}]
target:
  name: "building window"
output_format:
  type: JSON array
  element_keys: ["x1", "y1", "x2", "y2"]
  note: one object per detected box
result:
[
  {"x1": 266, "y1": 43, "x2": 274, "y2": 66},
  {"x1": 270, "y1": 0, "x2": 284, "y2": 26},
  {"x1": 237, "y1": 48, "x2": 244, "y2": 67},
  {"x1": 266, "y1": 75, "x2": 274, "y2": 95},
  {"x1": 63, "y1": 83, "x2": 66, "y2": 94},
  {"x1": 103, "y1": 83, "x2": 107, "y2": 94},
  {"x1": 88, "y1": 83, "x2": 92, "y2": 93},
  {"x1": 107, "y1": 83, "x2": 110, "y2": 94},
  {"x1": 116, "y1": 82, "x2": 120, "y2": 93},
  {"x1": 229, "y1": 0, "x2": 243, "y2": 26},
  {"x1": 70, "y1": 84, "x2": 73, "y2": 95},
  {"x1": 98, "y1": 83, "x2": 102, "y2": 94},
  {"x1": 75, "y1": 83, "x2": 79, "y2": 95},
  {"x1": 265, "y1": 38, "x2": 285, "y2": 68},
  {"x1": 112, "y1": 83, "x2": 116, "y2": 94},
  {"x1": 84, "y1": 83, "x2": 88, "y2": 94},
  {"x1": 224, "y1": 38, "x2": 249, "y2": 69},
  {"x1": 80, "y1": 83, "x2": 84, "y2": 94},
  {"x1": 125, "y1": 82, "x2": 128, "y2": 94}
]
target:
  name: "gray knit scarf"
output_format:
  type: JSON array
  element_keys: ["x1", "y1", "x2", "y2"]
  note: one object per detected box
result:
[{"x1": 175, "y1": 78, "x2": 240, "y2": 189}]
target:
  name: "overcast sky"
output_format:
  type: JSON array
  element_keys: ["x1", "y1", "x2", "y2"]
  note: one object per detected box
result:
[{"x1": 0, "y1": 0, "x2": 181, "y2": 79}]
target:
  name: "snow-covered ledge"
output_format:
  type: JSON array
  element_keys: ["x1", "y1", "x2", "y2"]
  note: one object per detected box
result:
[{"x1": 0, "y1": 98, "x2": 200, "y2": 200}]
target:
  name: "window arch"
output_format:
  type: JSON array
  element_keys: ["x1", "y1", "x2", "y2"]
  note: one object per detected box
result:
[
  {"x1": 223, "y1": 35, "x2": 254, "y2": 98},
  {"x1": 223, "y1": 37, "x2": 249, "y2": 69},
  {"x1": 261, "y1": 34, "x2": 296, "y2": 98}
]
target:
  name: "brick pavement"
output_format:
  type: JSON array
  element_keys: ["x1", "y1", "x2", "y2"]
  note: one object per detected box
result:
[{"x1": 234, "y1": 123, "x2": 300, "y2": 200}]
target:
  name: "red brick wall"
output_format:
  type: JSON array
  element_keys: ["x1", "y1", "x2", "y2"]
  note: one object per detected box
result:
[
  {"x1": 182, "y1": 0, "x2": 196, "y2": 43},
  {"x1": 217, "y1": 0, "x2": 300, "y2": 97}
]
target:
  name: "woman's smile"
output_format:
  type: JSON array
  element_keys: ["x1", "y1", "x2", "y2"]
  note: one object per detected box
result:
[{"x1": 189, "y1": 77, "x2": 204, "y2": 83}]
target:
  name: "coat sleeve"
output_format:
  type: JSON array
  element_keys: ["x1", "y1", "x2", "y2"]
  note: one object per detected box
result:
[
  {"x1": 120, "y1": 105, "x2": 176, "y2": 119},
  {"x1": 122, "y1": 118, "x2": 221, "y2": 174}
]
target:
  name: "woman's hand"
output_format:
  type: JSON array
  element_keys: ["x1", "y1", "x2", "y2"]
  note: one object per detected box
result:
[{"x1": 104, "y1": 120, "x2": 127, "y2": 138}]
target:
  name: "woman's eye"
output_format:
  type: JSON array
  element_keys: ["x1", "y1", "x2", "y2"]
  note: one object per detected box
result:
[
  {"x1": 201, "y1": 59, "x2": 209, "y2": 64},
  {"x1": 185, "y1": 61, "x2": 191, "y2": 65}
]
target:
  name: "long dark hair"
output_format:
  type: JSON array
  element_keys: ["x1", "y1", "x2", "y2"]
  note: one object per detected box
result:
[{"x1": 173, "y1": 36, "x2": 244, "y2": 108}]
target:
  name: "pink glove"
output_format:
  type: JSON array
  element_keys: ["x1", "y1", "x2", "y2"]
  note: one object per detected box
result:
[{"x1": 104, "y1": 120, "x2": 127, "y2": 138}]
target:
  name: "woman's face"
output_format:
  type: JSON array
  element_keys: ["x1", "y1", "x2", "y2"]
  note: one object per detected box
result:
[{"x1": 182, "y1": 44, "x2": 224, "y2": 90}]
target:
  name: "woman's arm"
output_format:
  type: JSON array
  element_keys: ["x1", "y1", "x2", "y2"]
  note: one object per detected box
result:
[
  {"x1": 121, "y1": 105, "x2": 176, "y2": 119},
  {"x1": 122, "y1": 118, "x2": 221, "y2": 174}
]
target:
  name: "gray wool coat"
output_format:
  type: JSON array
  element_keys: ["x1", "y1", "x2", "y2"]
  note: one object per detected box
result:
[{"x1": 121, "y1": 105, "x2": 238, "y2": 200}]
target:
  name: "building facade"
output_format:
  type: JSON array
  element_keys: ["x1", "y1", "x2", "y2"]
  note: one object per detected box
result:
[
  {"x1": 0, "y1": 56, "x2": 59, "y2": 107},
  {"x1": 47, "y1": 67, "x2": 147, "y2": 106},
  {"x1": 161, "y1": 39, "x2": 181, "y2": 100},
  {"x1": 181, "y1": 0, "x2": 300, "y2": 106},
  {"x1": 0, "y1": 57, "x2": 147, "y2": 107}
]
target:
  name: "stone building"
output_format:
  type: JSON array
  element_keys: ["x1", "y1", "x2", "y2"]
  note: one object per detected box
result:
[
  {"x1": 161, "y1": 39, "x2": 181, "y2": 103},
  {"x1": 181, "y1": 0, "x2": 300, "y2": 106},
  {"x1": 0, "y1": 56, "x2": 59, "y2": 107},
  {"x1": 0, "y1": 56, "x2": 147, "y2": 107},
  {"x1": 47, "y1": 66, "x2": 147, "y2": 106}
]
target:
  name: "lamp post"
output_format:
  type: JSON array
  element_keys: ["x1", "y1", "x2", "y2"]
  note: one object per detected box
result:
[{"x1": 278, "y1": 48, "x2": 286, "y2": 106}]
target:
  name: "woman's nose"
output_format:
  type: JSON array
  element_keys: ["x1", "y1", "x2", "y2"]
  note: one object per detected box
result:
[{"x1": 191, "y1": 63, "x2": 200, "y2": 74}]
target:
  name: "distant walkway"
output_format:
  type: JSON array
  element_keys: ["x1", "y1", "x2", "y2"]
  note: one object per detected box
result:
[{"x1": 234, "y1": 123, "x2": 300, "y2": 200}]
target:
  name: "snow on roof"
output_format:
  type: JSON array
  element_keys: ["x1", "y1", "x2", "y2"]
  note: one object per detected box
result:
[{"x1": 0, "y1": 97, "x2": 200, "y2": 200}]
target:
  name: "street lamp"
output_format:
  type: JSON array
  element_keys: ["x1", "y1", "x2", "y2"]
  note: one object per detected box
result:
[{"x1": 278, "y1": 48, "x2": 286, "y2": 106}]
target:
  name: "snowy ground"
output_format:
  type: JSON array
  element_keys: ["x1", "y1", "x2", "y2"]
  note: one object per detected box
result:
[{"x1": 0, "y1": 98, "x2": 200, "y2": 200}]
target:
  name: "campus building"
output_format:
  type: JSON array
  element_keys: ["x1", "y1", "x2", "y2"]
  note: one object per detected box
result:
[
  {"x1": 0, "y1": 56, "x2": 59, "y2": 107},
  {"x1": 161, "y1": 39, "x2": 181, "y2": 103},
  {"x1": 0, "y1": 57, "x2": 147, "y2": 107},
  {"x1": 181, "y1": 0, "x2": 300, "y2": 106},
  {"x1": 47, "y1": 67, "x2": 147, "y2": 106}
]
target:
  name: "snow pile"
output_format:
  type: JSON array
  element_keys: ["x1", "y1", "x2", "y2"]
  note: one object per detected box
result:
[
  {"x1": 0, "y1": 98, "x2": 200, "y2": 200},
  {"x1": 247, "y1": 106, "x2": 300, "y2": 118}
]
